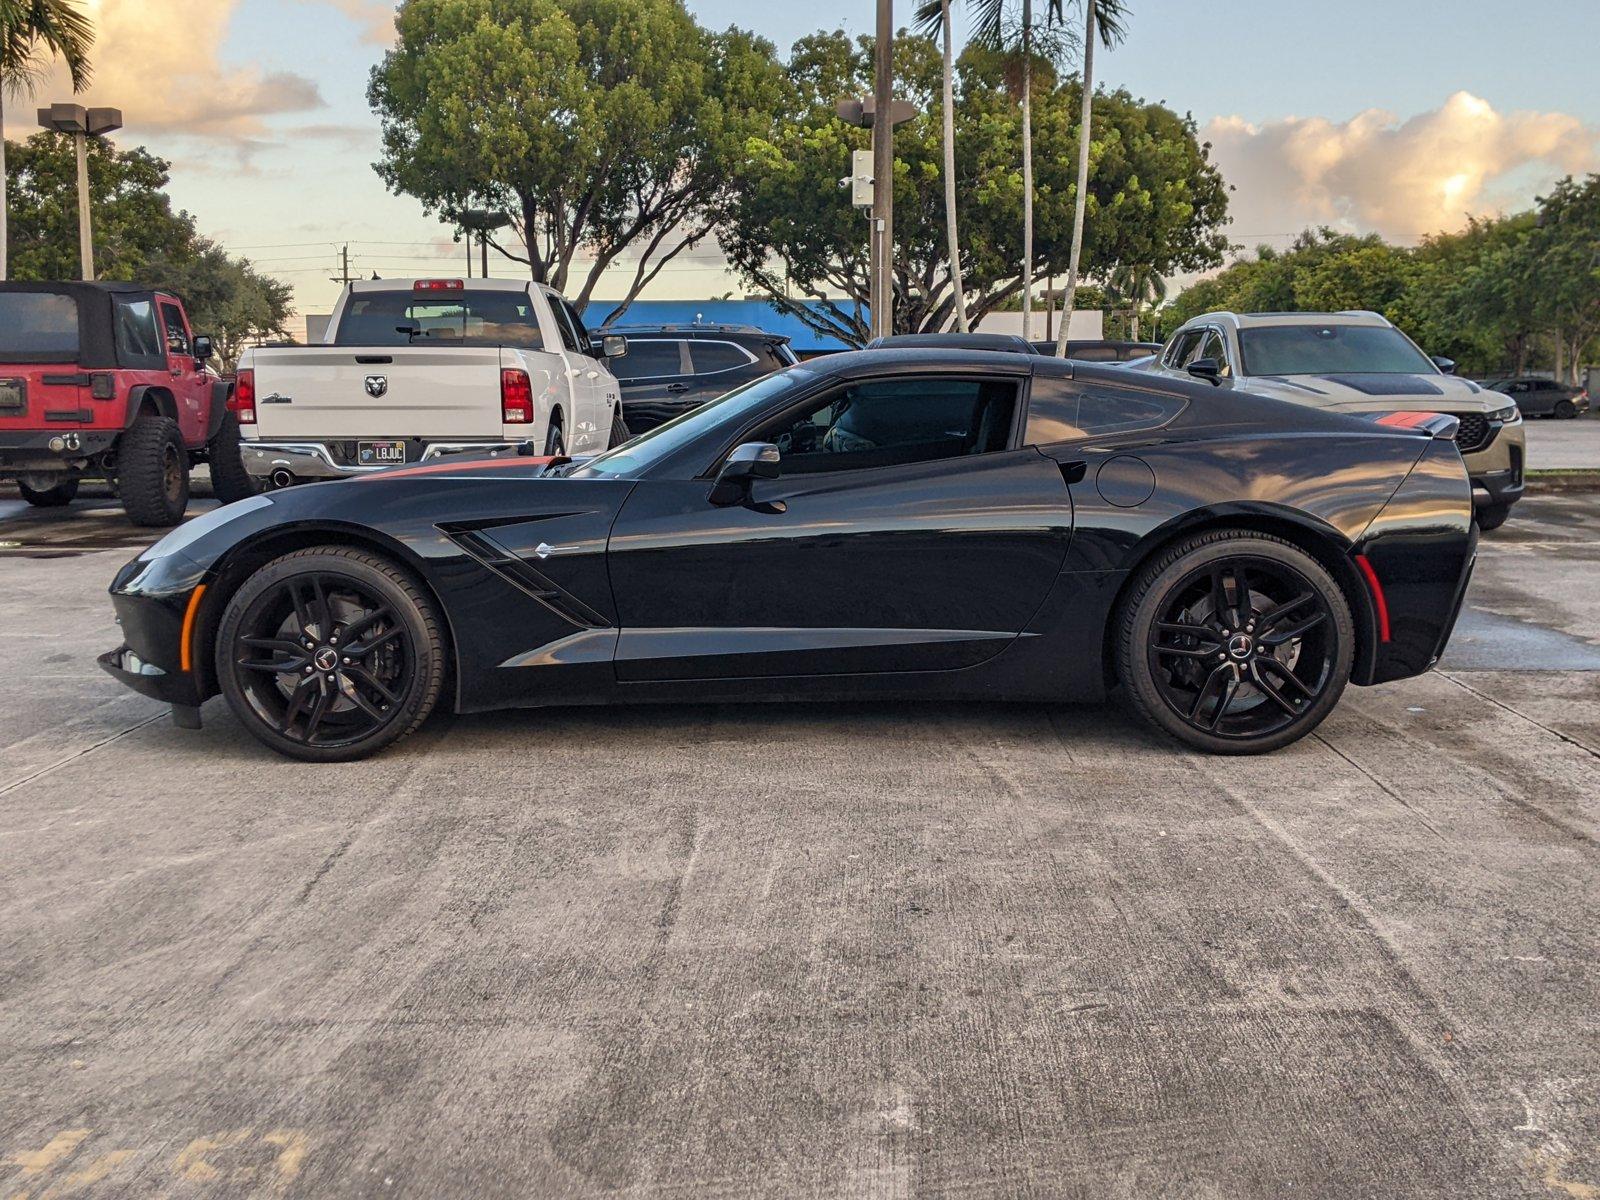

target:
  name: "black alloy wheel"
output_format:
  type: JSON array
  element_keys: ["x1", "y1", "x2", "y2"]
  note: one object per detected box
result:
[
  {"x1": 1555, "y1": 398, "x2": 1577, "y2": 419},
  {"x1": 216, "y1": 547, "x2": 446, "y2": 761},
  {"x1": 1118, "y1": 531, "x2": 1353, "y2": 754}
]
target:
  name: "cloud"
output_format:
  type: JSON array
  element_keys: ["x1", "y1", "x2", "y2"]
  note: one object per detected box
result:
[
  {"x1": 305, "y1": 0, "x2": 397, "y2": 45},
  {"x1": 1204, "y1": 92, "x2": 1600, "y2": 246},
  {"x1": 21, "y1": 0, "x2": 324, "y2": 138}
]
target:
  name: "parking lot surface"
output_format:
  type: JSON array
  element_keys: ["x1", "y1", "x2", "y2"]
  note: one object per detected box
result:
[{"x1": 1, "y1": 483, "x2": 1596, "y2": 1198}]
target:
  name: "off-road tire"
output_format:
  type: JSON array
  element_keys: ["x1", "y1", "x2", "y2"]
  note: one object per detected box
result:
[
  {"x1": 608, "y1": 408, "x2": 631, "y2": 449},
  {"x1": 1475, "y1": 503, "x2": 1512, "y2": 532},
  {"x1": 18, "y1": 478, "x2": 79, "y2": 507},
  {"x1": 119, "y1": 414, "x2": 190, "y2": 527},
  {"x1": 215, "y1": 546, "x2": 448, "y2": 762},
  {"x1": 1114, "y1": 529, "x2": 1354, "y2": 755},
  {"x1": 207, "y1": 412, "x2": 258, "y2": 504}
]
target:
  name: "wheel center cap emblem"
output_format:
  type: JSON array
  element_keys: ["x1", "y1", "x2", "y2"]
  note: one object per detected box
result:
[
  {"x1": 314, "y1": 647, "x2": 339, "y2": 672},
  {"x1": 1228, "y1": 634, "x2": 1254, "y2": 660}
]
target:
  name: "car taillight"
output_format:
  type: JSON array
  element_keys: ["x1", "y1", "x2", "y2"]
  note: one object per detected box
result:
[
  {"x1": 415, "y1": 278, "x2": 463, "y2": 292},
  {"x1": 501, "y1": 369, "x2": 533, "y2": 423},
  {"x1": 231, "y1": 369, "x2": 256, "y2": 425}
]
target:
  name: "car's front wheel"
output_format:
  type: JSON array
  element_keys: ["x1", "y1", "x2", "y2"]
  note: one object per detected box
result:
[
  {"x1": 1476, "y1": 503, "x2": 1512, "y2": 532},
  {"x1": 1116, "y1": 531, "x2": 1354, "y2": 754},
  {"x1": 215, "y1": 547, "x2": 447, "y2": 761}
]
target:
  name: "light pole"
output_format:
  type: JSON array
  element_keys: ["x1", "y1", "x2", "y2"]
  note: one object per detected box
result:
[
  {"x1": 36, "y1": 104, "x2": 122, "y2": 281},
  {"x1": 458, "y1": 209, "x2": 512, "y2": 279}
]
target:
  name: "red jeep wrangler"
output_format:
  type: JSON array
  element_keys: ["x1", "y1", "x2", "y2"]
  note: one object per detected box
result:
[{"x1": 0, "y1": 282, "x2": 254, "y2": 526}]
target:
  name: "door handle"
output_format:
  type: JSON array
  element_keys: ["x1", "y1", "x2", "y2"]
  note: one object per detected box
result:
[{"x1": 665, "y1": 383, "x2": 690, "y2": 393}]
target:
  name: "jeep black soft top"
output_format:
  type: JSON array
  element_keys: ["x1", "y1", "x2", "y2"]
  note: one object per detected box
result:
[{"x1": 0, "y1": 281, "x2": 174, "y2": 370}]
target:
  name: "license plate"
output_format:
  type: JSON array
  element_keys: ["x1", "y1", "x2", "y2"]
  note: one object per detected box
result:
[
  {"x1": 0, "y1": 378, "x2": 25, "y2": 414},
  {"x1": 358, "y1": 440, "x2": 406, "y2": 465}
]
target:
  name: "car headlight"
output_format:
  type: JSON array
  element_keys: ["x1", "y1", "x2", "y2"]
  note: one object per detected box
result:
[{"x1": 1487, "y1": 404, "x2": 1520, "y2": 423}]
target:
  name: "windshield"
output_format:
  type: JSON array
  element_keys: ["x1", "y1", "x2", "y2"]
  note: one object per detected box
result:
[
  {"x1": 333, "y1": 289, "x2": 545, "y2": 348},
  {"x1": 572, "y1": 368, "x2": 813, "y2": 479},
  {"x1": 0, "y1": 292, "x2": 79, "y2": 360},
  {"x1": 1239, "y1": 324, "x2": 1436, "y2": 376}
]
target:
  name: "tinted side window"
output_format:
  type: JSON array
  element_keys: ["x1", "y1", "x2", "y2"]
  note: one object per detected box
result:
[
  {"x1": 611, "y1": 340, "x2": 684, "y2": 381},
  {"x1": 1024, "y1": 376, "x2": 1083, "y2": 444},
  {"x1": 159, "y1": 302, "x2": 190, "y2": 356},
  {"x1": 1078, "y1": 385, "x2": 1186, "y2": 435},
  {"x1": 115, "y1": 298, "x2": 163, "y2": 359},
  {"x1": 689, "y1": 341, "x2": 754, "y2": 374},
  {"x1": 1198, "y1": 330, "x2": 1232, "y2": 376},
  {"x1": 560, "y1": 298, "x2": 591, "y2": 350},
  {"x1": 1164, "y1": 330, "x2": 1201, "y2": 368},
  {"x1": 757, "y1": 378, "x2": 1018, "y2": 474}
]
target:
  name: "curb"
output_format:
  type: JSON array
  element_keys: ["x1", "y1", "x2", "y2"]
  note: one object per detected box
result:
[{"x1": 1526, "y1": 470, "x2": 1600, "y2": 493}]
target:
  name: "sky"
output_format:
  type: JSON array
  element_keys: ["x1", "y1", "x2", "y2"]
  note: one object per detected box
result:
[{"x1": 5, "y1": 0, "x2": 1598, "y2": 330}]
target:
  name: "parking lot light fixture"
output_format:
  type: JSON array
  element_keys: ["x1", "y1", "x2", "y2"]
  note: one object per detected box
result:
[{"x1": 36, "y1": 103, "x2": 123, "y2": 281}]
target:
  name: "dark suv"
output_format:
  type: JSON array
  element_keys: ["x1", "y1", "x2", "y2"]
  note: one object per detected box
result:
[
  {"x1": 1487, "y1": 377, "x2": 1590, "y2": 419},
  {"x1": 597, "y1": 324, "x2": 797, "y2": 434}
]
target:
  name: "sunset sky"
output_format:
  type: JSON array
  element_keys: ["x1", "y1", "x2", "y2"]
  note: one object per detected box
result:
[{"x1": 5, "y1": 0, "x2": 1597, "y2": 326}]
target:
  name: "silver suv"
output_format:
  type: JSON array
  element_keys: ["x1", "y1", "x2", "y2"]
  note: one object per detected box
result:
[{"x1": 1144, "y1": 311, "x2": 1526, "y2": 529}]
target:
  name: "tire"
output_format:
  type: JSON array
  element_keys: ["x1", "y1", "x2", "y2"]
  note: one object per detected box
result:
[
  {"x1": 1115, "y1": 530, "x2": 1354, "y2": 755},
  {"x1": 18, "y1": 478, "x2": 79, "y2": 507},
  {"x1": 543, "y1": 411, "x2": 566, "y2": 456},
  {"x1": 215, "y1": 546, "x2": 447, "y2": 762},
  {"x1": 207, "y1": 412, "x2": 258, "y2": 504},
  {"x1": 1555, "y1": 399, "x2": 1578, "y2": 419},
  {"x1": 118, "y1": 413, "x2": 190, "y2": 527},
  {"x1": 608, "y1": 408, "x2": 631, "y2": 449},
  {"x1": 1476, "y1": 503, "x2": 1512, "y2": 532}
]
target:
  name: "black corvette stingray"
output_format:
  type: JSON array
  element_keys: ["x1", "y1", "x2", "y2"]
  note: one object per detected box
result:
[{"x1": 101, "y1": 350, "x2": 1476, "y2": 761}]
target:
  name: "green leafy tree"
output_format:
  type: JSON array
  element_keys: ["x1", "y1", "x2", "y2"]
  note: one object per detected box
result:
[
  {"x1": 5, "y1": 132, "x2": 292, "y2": 368},
  {"x1": 369, "y1": 0, "x2": 786, "y2": 317},
  {"x1": 1528, "y1": 175, "x2": 1600, "y2": 384},
  {"x1": 0, "y1": 0, "x2": 94, "y2": 280},
  {"x1": 721, "y1": 32, "x2": 1228, "y2": 345}
]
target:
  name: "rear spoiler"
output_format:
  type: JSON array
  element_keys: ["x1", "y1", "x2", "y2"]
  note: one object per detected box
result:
[{"x1": 1367, "y1": 411, "x2": 1460, "y2": 440}]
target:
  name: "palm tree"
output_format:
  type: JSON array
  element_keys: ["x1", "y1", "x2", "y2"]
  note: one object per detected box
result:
[
  {"x1": 1107, "y1": 261, "x2": 1164, "y2": 340},
  {"x1": 1051, "y1": 0, "x2": 1126, "y2": 357},
  {"x1": 0, "y1": 0, "x2": 94, "y2": 280}
]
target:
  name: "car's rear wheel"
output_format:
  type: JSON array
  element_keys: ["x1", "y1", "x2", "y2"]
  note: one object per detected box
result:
[
  {"x1": 1476, "y1": 502, "x2": 1512, "y2": 532},
  {"x1": 544, "y1": 411, "x2": 566, "y2": 456},
  {"x1": 608, "y1": 408, "x2": 630, "y2": 449},
  {"x1": 119, "y1": 413, "x2": 190, "y2": 527},
  {"x1": 215, "y1": 547, "x2": 447, "y2": 761},
  {"x1": 18, "y1": 477, "x2": 79, "y2": 507},
  {"x1": 1555, "y1": 398, "x2": 1578, "y2": 419},
  {"x1": 1116, "y1": 531, "x2": 1353, "y2": 754}
]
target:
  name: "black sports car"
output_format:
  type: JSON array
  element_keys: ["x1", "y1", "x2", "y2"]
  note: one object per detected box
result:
[{"x1": 101, "y1": 350, "x2": 1477, "y2": 761}]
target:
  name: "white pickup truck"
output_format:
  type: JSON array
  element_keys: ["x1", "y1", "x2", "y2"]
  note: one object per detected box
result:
[{"x1": 235, "y1": 278, "x2": 627, "y2": 487}]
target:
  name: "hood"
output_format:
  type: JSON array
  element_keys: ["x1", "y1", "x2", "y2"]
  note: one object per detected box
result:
[{"x1": 1242, "y1": 371, "x2": 1498, "y2": 414}]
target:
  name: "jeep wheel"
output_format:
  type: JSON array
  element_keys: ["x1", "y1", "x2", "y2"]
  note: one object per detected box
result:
[
  {"x1": 18, "y1": 478, "x2": 79, "y2": 508},
  {"x1": 207, "y1": 412, "x2": 258, "y2": 504},
  {"x1": 119, "y1": 414, "x2": 190, "y2": 527}
]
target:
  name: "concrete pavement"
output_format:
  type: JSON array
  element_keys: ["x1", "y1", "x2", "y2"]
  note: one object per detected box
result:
[{"x1": 0, "y1": 487, "x2": 1595, "y2": 1198}]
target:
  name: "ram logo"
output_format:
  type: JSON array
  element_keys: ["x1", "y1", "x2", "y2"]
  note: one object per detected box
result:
[{"x1": 364, "y1": 374, "x2": 388, "y2": 398}]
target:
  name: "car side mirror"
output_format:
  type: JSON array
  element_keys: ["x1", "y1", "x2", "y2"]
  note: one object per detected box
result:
[
  {"x1": 709, "y1": 441, "x2": 780, "y2": 506},
  {"x1": 1431, "y1": 355, "x2": 1457, "y2": 375},
  {"x1": 193, "y1": 334, "x2": 215, "y2": 361},
  {"x1": 601, "y1": 334, "x2": 628, "y2": 360},
  {"x1": 1186, "y1": 357, "x2": 1223, "y2": 385}
]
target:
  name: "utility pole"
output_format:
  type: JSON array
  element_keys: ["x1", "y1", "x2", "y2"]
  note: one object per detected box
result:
[
  {"x1": 330, "y1": 244, "x2": 356, "y2": 286},
  {"x1": 871, "y1": 0, "x2": 894, "y2": 340}
]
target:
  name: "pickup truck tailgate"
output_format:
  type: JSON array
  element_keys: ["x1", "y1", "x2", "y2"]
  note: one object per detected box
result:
[{"x1": 248, "y1": 345, "x2": 505, "y2": 438}]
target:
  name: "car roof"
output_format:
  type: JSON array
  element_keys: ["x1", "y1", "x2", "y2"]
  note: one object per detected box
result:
[
  {"x1": 0, "y1": 280, "x2": 156, "y2": 296},
  {"x1": 1183, "y1": 310, "x2": 1394, "y2": 331},
  {"x1": 347, "y1": 277, "x2": 533, "y2": 293},
  {"x1": 810, "y1": 347, "x2": 1067, "y2": 379},
  {"x1": 597, "y1": 323, "x2": 786, "y2": 341},
  {"x1": 869, "y1": 332, "x2": 1038, "y2": 353}
]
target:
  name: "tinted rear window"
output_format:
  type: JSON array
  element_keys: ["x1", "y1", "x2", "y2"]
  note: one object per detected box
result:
[
  {"x1": 611, "y1": 340, "x2": 684, "y2": 381},
  {"x1": 0, "y1": 293, "x2": 79, "y2": 359},
  {"x1": 689, "y1": 341, "x2": 755, "y2": 374},
  {"x1": 334, "y1": 290, "x2": 544, "y2": 348}
]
